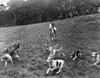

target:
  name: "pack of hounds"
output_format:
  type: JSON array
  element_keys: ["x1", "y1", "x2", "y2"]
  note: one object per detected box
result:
[{"x1": 1, "y1": 21, "x2": 100, "y2": 75}]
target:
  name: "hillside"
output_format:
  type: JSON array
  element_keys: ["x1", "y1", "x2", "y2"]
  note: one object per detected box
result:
[{"x1": 0, "y1": 14, "x2": 100, "y2": 78}]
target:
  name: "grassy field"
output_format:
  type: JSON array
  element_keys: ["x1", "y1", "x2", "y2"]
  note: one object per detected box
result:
[{"x1": 0, "y1": 14, "x2": 100, "y2": 78}]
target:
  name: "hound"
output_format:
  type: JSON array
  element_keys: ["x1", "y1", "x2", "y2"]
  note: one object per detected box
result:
[
  {"x1": 70, "y1": 50, "x2": 81, "y2": 61},
  {"x1": 3, "y1": 40, "x2": 21, "y2": 54},
  {"x1": 45, "y1": 43, "x2": 64, "y2": 56},
  {"x1": 51, "y1": 45, "x2": 65, "y2": 58},
  {"x1": 1, "y1": 50, "x2": 20, "y2": 68},
  {"x1": 92, "y1": 52, "x2": 100, "y2": 67},
  {"x1": 9, "y1": 40, "x2": 20, "y2": 53},
  {"x1": 49, "y1": 22, "x2": 57, "y2": 41},
  {"x1": 49, "y1": 44, "x2": 65, "y2": 58},
  {"x1": 44, "y1": 43, "x2": 50, "y2": 52},
  {"x1": 51, "y1": 26, "x2": 57, "y2": 41},
  {"x1": 49, "y1": 21, "x2": 53, "y2": 34},
  {"x1": 44, "y1": 43, "x2": 65, "y2": 59},
  {"x1": 44, "y1": 43, "x2": 58, "y2": 53},
  {"x1": 46, "y1": 55, "x2": 64, "y2": 74},
  {"x1": 50, "y1": 46, "x2": 63, "y2": 56}
]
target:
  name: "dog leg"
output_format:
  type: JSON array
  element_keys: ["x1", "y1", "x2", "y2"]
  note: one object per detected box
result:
[
  {"x1": 10, "y1": 58, "x2": 13, "y2": 64},
  {"x1": 56, "y1": 69, "x2": 61, "y2": 74},
  {"x1": 15, "y1": 55, "x2": 20, "y2": 60},
  {"x1": 46, "y1": 68, "x2": 51, "y2": 74},
  {"x1": 51, "y1": 67, "x2": 57, "y2": 71},
  {"x1": 93, "y1": 62, "x2": 98, "y2": 66},
  {"x1": 5, "y1": 61, "x2": 7, "y2": 68},
  {"x1": 73, "y1": 55, "x2": 77, "y2": 60}
]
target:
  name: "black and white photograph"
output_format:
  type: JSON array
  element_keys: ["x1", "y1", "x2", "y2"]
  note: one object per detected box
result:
[{"x1": 0, "y1": 0, "x2": 100, "y2": 78}]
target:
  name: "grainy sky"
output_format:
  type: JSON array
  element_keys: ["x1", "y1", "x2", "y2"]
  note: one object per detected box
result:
[{"x1": 0, "y1": 0, "x2": 10, "y2": 6}]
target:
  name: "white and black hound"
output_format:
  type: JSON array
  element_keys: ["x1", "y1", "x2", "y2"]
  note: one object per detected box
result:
[
  {"x1": 1, "y1": 40, "x2": 21, "y2": 68},
  {"x1": 92, "y1": 52, "x2": 100, "y2": 67},
  {"x1": 49, "y1": 22, "x2": 57, "y2": 41},
  {"x1": 49, "y1": 21, "x2": 53, "y2": 34},
  {"x1": 50, "y1": 46, "x2": 64, "y2": 57},
  {"x1": 46, "y1": 55, "x2": 64, "y2": 74},
  {"x1": 1, "y1": 51, "x2": 20, "y2": 68},
  {"x1": 44, "y1": 43, "x2": 65, "y2": 58},
  {"x1": 70, "y1": 50, "x2": 81, "y2": 61},
  {"x1": 44, "y1": 43, "x2": 58, "y2": 53}
]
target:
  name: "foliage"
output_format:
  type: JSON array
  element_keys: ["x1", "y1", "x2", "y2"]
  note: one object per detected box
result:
[{"x1": 0, "y1": 0, "x2": 99, "y2": 27}]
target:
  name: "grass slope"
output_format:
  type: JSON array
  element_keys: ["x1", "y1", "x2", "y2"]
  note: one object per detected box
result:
[{"x1": 0, "y1": 14, "x2": 100, "y2": 78}]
